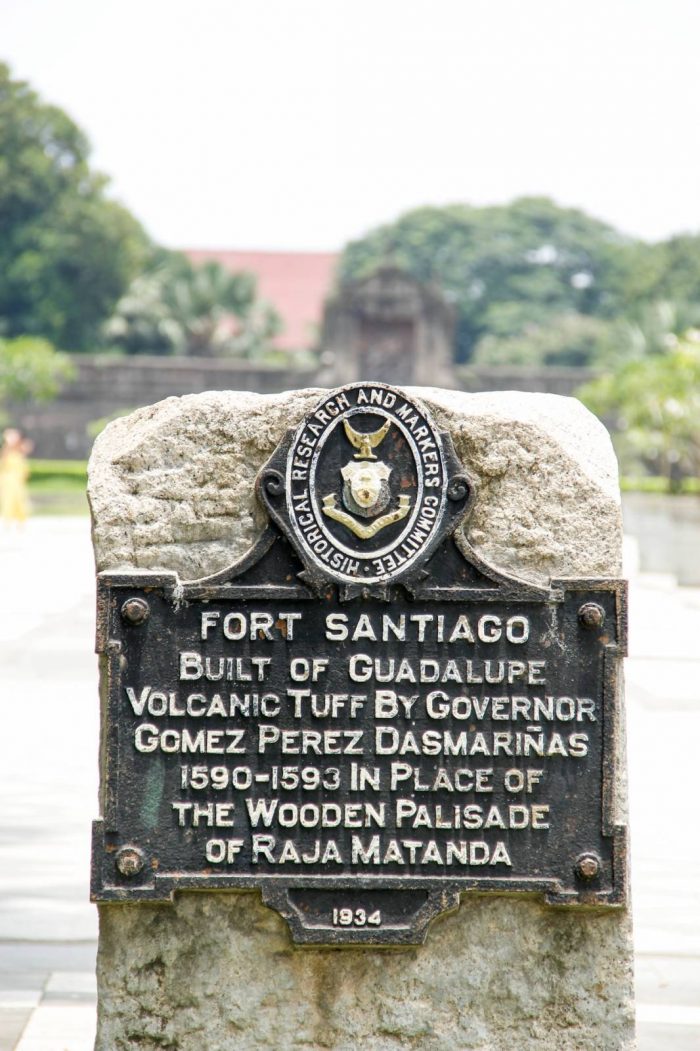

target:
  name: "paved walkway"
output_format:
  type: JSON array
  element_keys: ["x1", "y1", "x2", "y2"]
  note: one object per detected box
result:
[
  {"x1": 626, "y1": 548, "x2": 700, "y2": 1050},
  {"x1": 0, "y1": 518, "x2": 697, "y2": 1050},
  {"x1": 0, "y1": 520, "x2": 97, "y2": 1051}
]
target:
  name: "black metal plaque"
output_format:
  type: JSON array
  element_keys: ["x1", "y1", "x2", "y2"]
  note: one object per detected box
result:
[{"x1": 92, "y1": 382, "x2": 627, "y2": 945}]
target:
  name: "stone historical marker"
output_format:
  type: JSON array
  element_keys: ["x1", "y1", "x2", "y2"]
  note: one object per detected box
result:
[{"x1": 89, "y1": 383, "x2": 634, "y2": 1048}]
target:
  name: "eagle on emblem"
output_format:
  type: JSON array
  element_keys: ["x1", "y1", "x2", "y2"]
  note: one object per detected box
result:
[
  {"x1": 343, "y1": 418, "x2": 391, "y2": 460},
  {"x1": 322, "y1": 416, "x2": 411, "y2": 539}
]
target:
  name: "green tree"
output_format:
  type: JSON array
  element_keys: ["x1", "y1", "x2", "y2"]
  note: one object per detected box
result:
[
  {"x1": 0, "y1": 63, "x2": 150, "y2": 350},
  {"x1": 104, "y1": 255, "x2": 281, "y2": 358},
  {"x1": 578, "y1": 336, "x2": 700, "y2": 490},
  {"x1": 470, "y1": 300, "x2": 700, "y2": 369},
  {"x1": 612, "y1": 235, "x2": 700, "y2": 312},
  {"x1": 472, "y1": 312, "x2": 617, "y2": 367},
  {"x1": 340, "y1": 198, "x2": 631, "y2": 362},
  {"x1": 0, "y1": 336, "x2": 74, "y2": 405},
  {"x1": 608, "y1": 299, "x2": 700, "y2": 360},
  {"x1": 101, "y1": 260, "x2": 187, "y2": 356}
]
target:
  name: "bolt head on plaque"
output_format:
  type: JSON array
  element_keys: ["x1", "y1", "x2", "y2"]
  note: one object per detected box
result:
[
  {"x1": 578, "y1": 602, "x2": 605, "y2": 630},
  {"x1": 257, "y1": 382, "x2": 472, "y2": 587},
  {"x1": 575, "y1": 852, "x2": 601, "y2": 881},
  {"x1": 115, "y1": 845, "x2": 146, "y2": 877},
  {"x1": 121, "y1": 597, "x2": 150, "y2": 625}
]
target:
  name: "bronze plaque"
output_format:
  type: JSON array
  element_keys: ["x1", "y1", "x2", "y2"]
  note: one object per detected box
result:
[{"x1": 92, "y1": 383, "x2": 627, "y2": 945}]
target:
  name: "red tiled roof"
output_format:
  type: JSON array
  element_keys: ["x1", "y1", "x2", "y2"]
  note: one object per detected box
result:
[{"x1": 184, "y1": 249, "x2": 339, "y2": 351}]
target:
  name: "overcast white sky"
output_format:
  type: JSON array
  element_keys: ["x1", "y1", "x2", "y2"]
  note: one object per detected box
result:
[{"x1": 3, "y1": 0, "x2": 699, "y2": 250}]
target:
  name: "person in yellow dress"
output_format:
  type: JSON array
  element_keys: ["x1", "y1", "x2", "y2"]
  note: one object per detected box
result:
[{"x1": 0, "y1": 428, "x2": 33, "y2": 525}]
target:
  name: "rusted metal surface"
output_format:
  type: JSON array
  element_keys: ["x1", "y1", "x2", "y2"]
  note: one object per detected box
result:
[
  {"x1": 575, "y1": 852, "x2": 602, "y2": 881},
  {"x1": 578, "y1": 602, "x2": 606, "y2": 630},
  {"x1": 121, "y1": 597, "x2": 150, "y2": 625},
  {"x1": 115, "y1": 845, "x2": 146, "y2": 877}
]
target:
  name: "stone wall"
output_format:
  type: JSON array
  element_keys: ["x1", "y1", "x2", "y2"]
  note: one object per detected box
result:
[
  {"x1": 456, "y1": 364, "x2": 599, "y2": 397},
  {"x1": 17, "y1": 357, "x2": 318, "y2": 459},
  {"x1": 15, "y1": 355, "x2": 599, "y2": 460}
]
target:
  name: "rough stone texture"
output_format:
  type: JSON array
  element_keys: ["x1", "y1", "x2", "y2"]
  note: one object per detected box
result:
[
  {"x1": 97, "y1": 894, "x2": 633, "y2": 1051},
  {"x1": 88, "y1": 387, "x2": 622, "y2": 585},
  {"x1": 89, "y1": 387, "x2": 634, "y2": 1051}
]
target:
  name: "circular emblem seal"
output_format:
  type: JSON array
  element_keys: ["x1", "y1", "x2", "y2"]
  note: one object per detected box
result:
[{"x1": 284, "y1": 382, "x2": 450, "y2": 585}]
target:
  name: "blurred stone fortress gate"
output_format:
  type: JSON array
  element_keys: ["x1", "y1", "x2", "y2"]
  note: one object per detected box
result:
[{"x1": 321, "y1": 266, "x2": 455, "y2": 387}]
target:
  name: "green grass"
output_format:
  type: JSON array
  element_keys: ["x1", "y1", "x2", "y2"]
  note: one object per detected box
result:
[
  {"x1": 28, "y1": 459, "x2": 88, "y2": 515},
  {"x1": 620, "y1": 476, "x2": 700, "y2": 494},
  {"x1": 29, "y1": 459, "x2": 87, "y2": 483}
]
